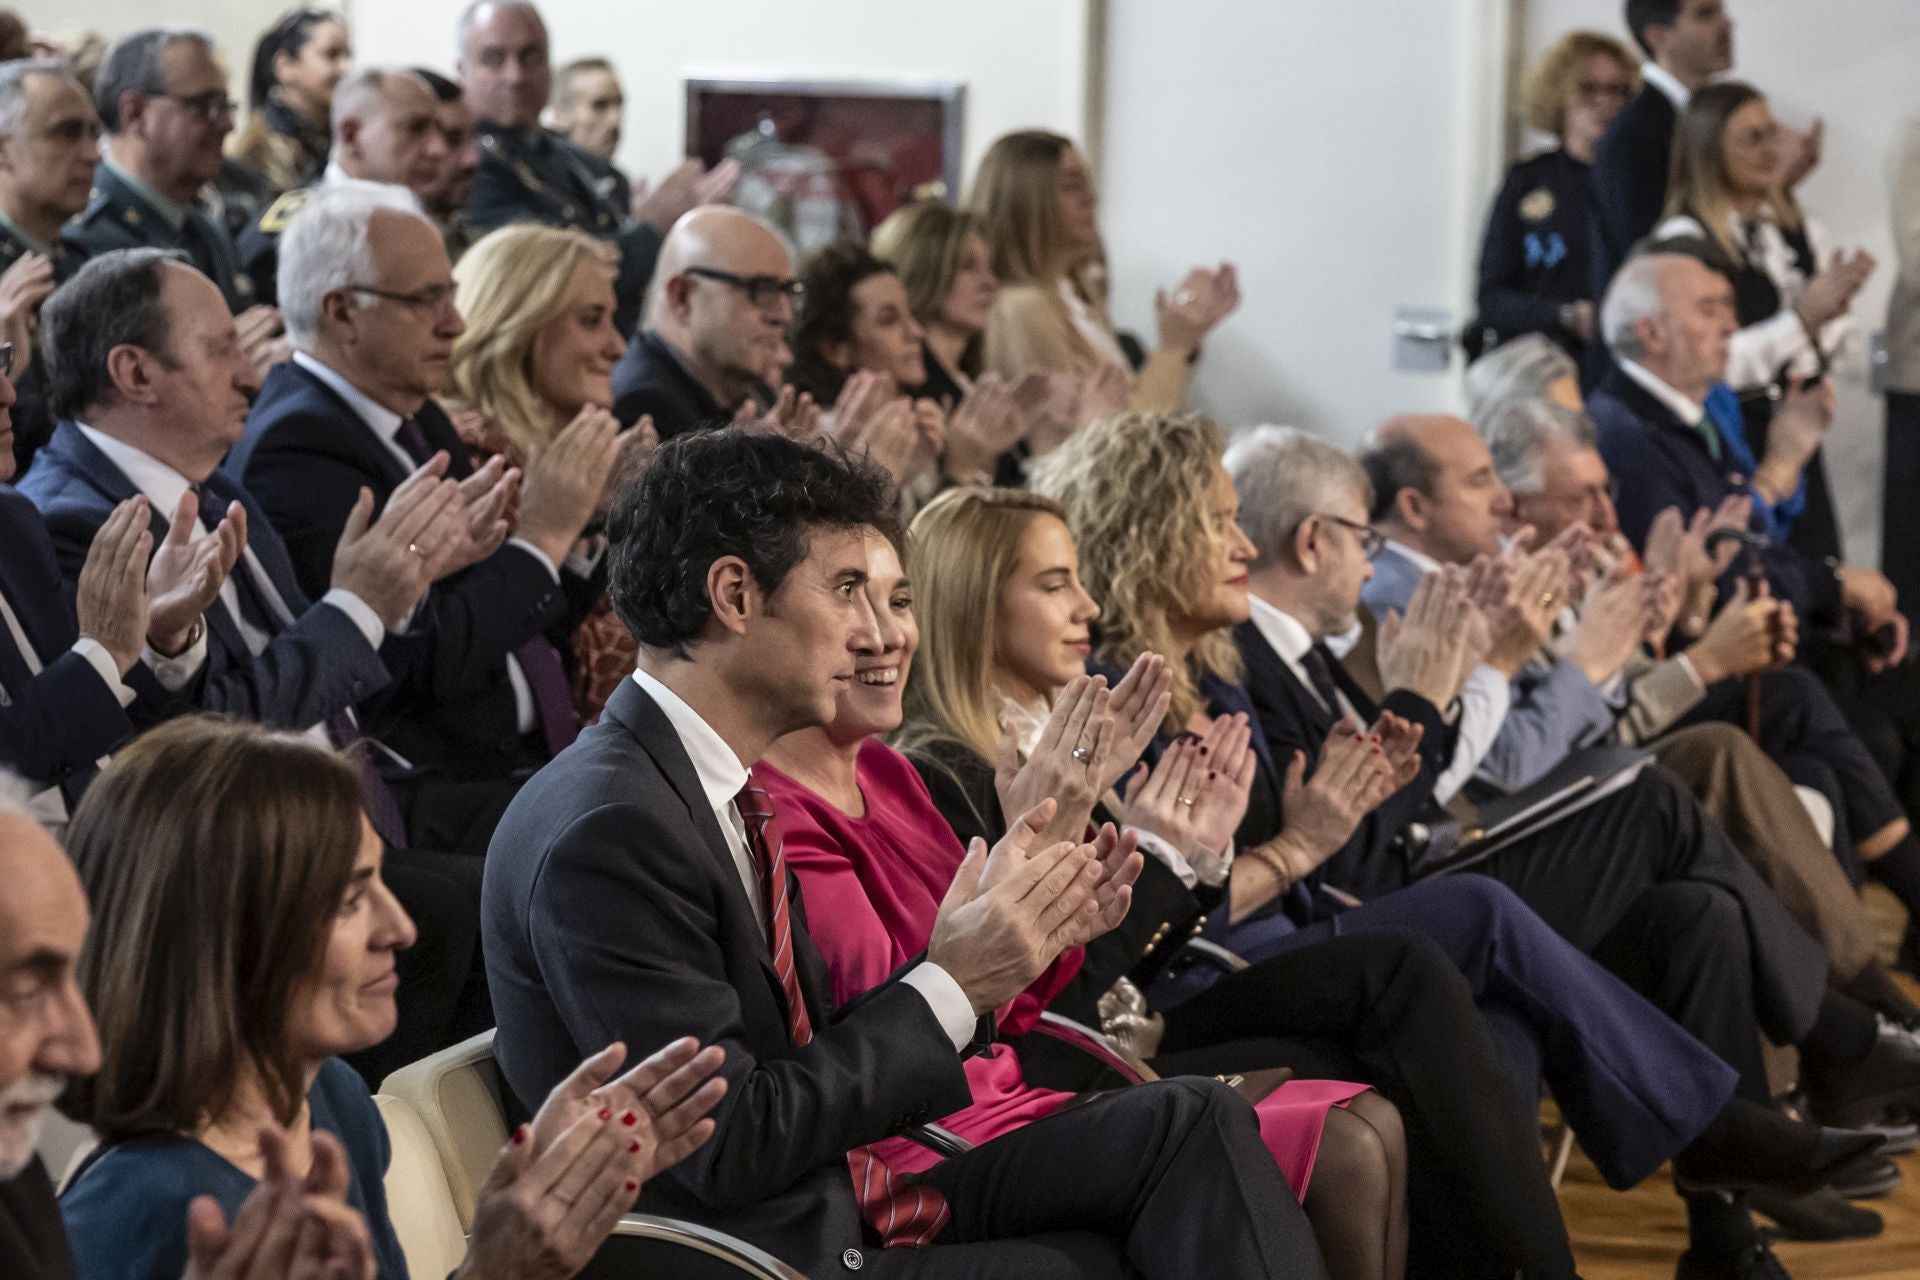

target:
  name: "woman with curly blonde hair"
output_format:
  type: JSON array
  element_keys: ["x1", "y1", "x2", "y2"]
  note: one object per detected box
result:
[
  {"x1": 1471, "y1": 31, "x2": 1637, "y2": 358},
  {"x1": 446, "y1": 222, "x2": 655, "y2": 722}
]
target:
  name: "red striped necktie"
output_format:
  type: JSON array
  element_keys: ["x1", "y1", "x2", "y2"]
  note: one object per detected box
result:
[{"x1": 734, "y1": 774, "x2": 951, "y2": 1247}]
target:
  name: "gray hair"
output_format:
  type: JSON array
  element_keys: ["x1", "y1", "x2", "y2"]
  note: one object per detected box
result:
[
  {"x1": 278, "y1": 180, "x2": 428, "y2": 349},
  {"x1": 1463, "y1": 334, "x2": 1577, "y2": 421},
  {"x1": 1601, "y1": 252, "x2": 1672, "y2": 361},
  {"x1": 42, "y1": 247, "x2": 186, "y2": 420},
  {"x1": 455, "y1": 0, "x2": 542, "y2": 55},
  {"x1": 1478, "y1": 397, "x2": 1597, "y2": 495},
  {"x1": 93, "y1": 27, "x2": 212, "y2": 133},
  {"x1": 0, "y1": 59, "x2": 83, "y2": 137},
  {"x1": 330, "y1": 67, "x2": 429, "y2": 138},
  {"x1": 1223, "y1": 425, "x2": 1372, "y2": 565}
]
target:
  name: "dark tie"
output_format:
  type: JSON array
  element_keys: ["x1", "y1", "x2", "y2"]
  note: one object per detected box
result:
[
  {"x1": 194, "y1": 484, "x2": 409, "y2": 848},
  {"x1": 394, "y1": 417, "x2": 435, "y2": 468},
  {"x1": 0, "y1": 600, "x2": 38, "y2": 703},
  {"x1": 1300, "y1": 645, "x2": 1345, "y2": 718},
  {"x1": 1693, "y1": 415, "x2": 1723, "y2": 464},
  {"x1": 735, "y1": 775, "x2": 951, "y2": 1247},
  {"x1": 516, "y1": 636, "x2": 579, "y2": 755}
]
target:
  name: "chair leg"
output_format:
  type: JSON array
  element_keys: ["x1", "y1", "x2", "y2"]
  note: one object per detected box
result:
[{"x1": 1547, "y1": 1124, "x2": 1575, "y2": 1189}]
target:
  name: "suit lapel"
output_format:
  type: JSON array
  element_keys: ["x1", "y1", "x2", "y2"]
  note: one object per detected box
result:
[{"x1": 274, "y1": 362, "x2": 416, "y2": 490}]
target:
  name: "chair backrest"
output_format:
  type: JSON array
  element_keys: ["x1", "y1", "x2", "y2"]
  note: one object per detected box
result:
[
  {"x1": 379, "y1": 1028, "x2": 511, "y2": 1227},
  {"x1": 374, "y1": 1093, "x2": 470, "y2": 1278}
]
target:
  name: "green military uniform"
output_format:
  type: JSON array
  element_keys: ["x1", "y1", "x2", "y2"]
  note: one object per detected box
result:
[
  {"x1": 0, "y1": 213, "x2": 79, "y2": 476},
  {"x1": 59, "y1": 159, "x2": 257, "y2": 313},
  {"x1": 235, "y1": 184, "x2": 314, "y2": 308},
  {"x1": 465, "y1": 123, "x2": 661, "y2": 336}
]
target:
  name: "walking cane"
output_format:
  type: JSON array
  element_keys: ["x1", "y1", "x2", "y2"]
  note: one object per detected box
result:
[{"x1": 1704, "y1": 528, "x2": 1776, "y2": 736}]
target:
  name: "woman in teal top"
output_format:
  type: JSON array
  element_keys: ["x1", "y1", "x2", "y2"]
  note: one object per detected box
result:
[{"x1": 55, "y1": 717, "x2": 726, "y2": 1280}]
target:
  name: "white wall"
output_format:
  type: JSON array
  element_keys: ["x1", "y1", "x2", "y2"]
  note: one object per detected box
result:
[
  {"x1": 1097, "y1": 0, "x2": 1511, "y2": 443},
  {"x1": 348, "y1": 0, "x2": 1096, "y2": 200},
  {"x1": 1523, "y1": 0, "x2": 1920, "y2": 562}
]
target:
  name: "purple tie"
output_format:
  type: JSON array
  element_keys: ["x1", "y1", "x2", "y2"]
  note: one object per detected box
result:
[
  {"x1": 395, "y1": 417, "x2": 435, "y2": 467},
  {"x1": 516, "y1": 635, "x2": 579, "y2": 755}
]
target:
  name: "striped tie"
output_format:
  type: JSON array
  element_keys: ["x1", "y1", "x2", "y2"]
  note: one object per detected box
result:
[{"x1": 734, "y1": 775, "x2": 951, "y2": 1247}]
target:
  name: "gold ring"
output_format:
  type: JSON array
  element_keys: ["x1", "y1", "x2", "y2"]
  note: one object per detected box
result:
[
  {"x1": 1537, "y1": 591, "x2": 1556, "y2": 609},
  {"x1": 1177, "y1": 795, "x2": 1196, "y2": 807},
  {"x1": 407, "y1": 542, "x2": 427, "y2": 559}
]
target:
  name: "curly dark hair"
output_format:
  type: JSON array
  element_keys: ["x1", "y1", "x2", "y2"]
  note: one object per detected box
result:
[
  {"x1": 786, "y1": 240, "x2": 897, "y2": 407},
  {"x1": 606, "y1": 427, "x2": 901, "y2": 658}
]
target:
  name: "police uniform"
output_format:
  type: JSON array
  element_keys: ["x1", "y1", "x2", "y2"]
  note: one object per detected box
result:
[
  {"x1": 466, "y1": 122, "x2": 661, "y2": 336},
  {"x1": 1471, "y1": 147, "x2": 1594, "y2": 359},
  {"x1": 235, "y1": 185, "x2": 314, "y2": 309},
  {"x1": 0, "y1": 216, "x2": 80, "y2": 477},
  {"x1": 60, "y1": 159, "x2": 257, "y2": 313}
]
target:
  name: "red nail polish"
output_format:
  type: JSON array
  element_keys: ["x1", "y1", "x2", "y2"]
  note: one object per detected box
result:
[
  {"x1": 511, "y1": 1126, "x2": 526, "y2": 1145},
  {"x1": 625, "y1": 1180, "x2": 638, "y2": 1193},
  {"x1": 622, "y1": 1111, "x2": 638, "y2": 1127},
  {"x1": 1199, "y1": 746, "x2": 1209, "y2": 755},
  {"x1": 1209, "y1": 770, "x2": 1218, "y2": 780},
  {"x1": 628, "y1": 1139, "x2": 641, "y2": 1153},
  {"x1": 597, "y1": 1107, "x2": 612, "y2": 1122}
]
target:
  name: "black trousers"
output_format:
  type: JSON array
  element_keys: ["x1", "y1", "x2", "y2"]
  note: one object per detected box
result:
[
  {"x1": 1153, "y1": 930, "x2": 1577, "y2": 1280},
  {"x1": 1470, "y1": 765, "x2": 1829, "y2": 1100},
  {"x1": 880, "y1": 1079, "x2": 1326, "y2": 1280},
  {"x1": 1884, "y1": 391, "x2": 1920, "y2": 611}
]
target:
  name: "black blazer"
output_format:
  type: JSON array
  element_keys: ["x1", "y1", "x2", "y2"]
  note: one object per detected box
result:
[
  {"x1": 0, "y1": 1160, "x2": 73, "y2": 1280},
  {"x1": 483, "y1": 678, "x2": 974, "y2": 1273},
  {"x1": 0, "y1": 485, "x2": 133, "y2": 790},
  {"x1": 227, "y1": 360, "x2": 588, "y2": 778},
  {"x1": 19, "y1": 422, "x2": 391, "y2": 733},
  {"x1": 1588, "y1": 83, "x2": 1679, "y2": 303},
  {"x1": 1233, "y1": 620, "x2": 1453, "y2": 899},
  {"x1": 611, "y1": 329, "x2": 765, "y2": 437}
]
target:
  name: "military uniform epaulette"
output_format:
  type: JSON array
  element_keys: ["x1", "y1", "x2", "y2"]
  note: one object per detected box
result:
[
  {"x1": 0, "y1": 222, "x2": 77, "y2": 280},
  {"x1": 255, "y1": 186, "x2": 313, "y2": 236}
]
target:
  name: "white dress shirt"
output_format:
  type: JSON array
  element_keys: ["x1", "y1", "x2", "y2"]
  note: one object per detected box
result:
[
  {"x1": 1641, "y1": 60, "x2": 1693, "y2": 110},
  {"x1": 630, "y1": 667, "x2": 978, "y2": 1051},
  {"x1": 292, "y1": 350, "x2": 561, "y2": 735},
  {"x1": 1376, "y1": 541, "x2": 1512, "y2": 804}
]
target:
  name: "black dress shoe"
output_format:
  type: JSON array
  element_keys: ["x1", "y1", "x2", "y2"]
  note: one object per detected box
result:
[
  {"x1": 1806, "y1": 1015, "x2": 1920, "y2": 1127},
  {"x1": 1672, "y1": 1100, "x2": 1885, "y2": 1197},
  {"x1": 1827, "y1": 1154, "x2": 1902, "y2": 1199},
  {"x1": 1747, "y1": 1185, "x2": 1884, "y2": 1241},
  {"x1": 1674, "y1": 1241, "x2": 1792, "y2": 1280}
]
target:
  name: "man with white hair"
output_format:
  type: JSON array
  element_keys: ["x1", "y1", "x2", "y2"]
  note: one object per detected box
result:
[
  {"x1": 0, "y1": 776, "x2": 376, "y2": 1278},
  {"x1": 228, "y1": 180, "x2": 618, "y2": 856},
  {"x1": 237, "y1": 68, "x2": 452, "y2": 306}
]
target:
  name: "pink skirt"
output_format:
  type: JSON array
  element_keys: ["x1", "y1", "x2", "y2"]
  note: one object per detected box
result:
[{"x1": 868, "y1": 1044, "x2": 1370, "y2": 1199}]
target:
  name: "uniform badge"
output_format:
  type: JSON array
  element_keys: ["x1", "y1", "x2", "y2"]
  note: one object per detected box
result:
[
  {"x1": 123, "y1": 205, "x2": 141, "y2": 226},
  {"x1": 235, "y1": 272, "x2": 254, "y2": 300},
  {"x1": 1519, "y1": 187, "x2": 1556, "y2": 222},
  {"x1": 258, "y1": 188, "x2": 312, "y2": 234}
]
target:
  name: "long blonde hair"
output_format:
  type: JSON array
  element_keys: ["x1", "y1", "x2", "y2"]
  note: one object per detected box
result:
[
  {"x1": 447, "y1": 223, "x2": 617, "y2": 456},
  {"x1": 969, "y1": 130, "x2": 1077, "y2": 288},
  {"x1": 896, "y1": 486, "x2": 1070, "y2": 764},
  {"x1": 871, "y1": 200, "x2": 988, "y2": 376},
  {"x1": 1030, "y1": 412, "x2": 1240, "y2": 731},
  {"x1": 1665, "y1": 81, "x2": 1805, "y2": 268}
]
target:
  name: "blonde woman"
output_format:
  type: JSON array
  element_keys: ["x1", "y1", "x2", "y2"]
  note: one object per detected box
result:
[
  {"x1": 1472, "y1": 31, "x2": 1637, "y2": 357},
  {"x1": 446, "y1": 223, "x2": 655, "y2": 721},
  {"x1": 871, "y1": 200, "x2": 996, "y2": 405},
  {"x1": 969, "y1": 130, "x2": 1239, "y2": 415}
]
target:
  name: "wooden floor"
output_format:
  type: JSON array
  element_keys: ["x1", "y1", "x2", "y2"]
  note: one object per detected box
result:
[{"x1": 1559, "y1": 886, "x2": 1920, "y2": 1279}]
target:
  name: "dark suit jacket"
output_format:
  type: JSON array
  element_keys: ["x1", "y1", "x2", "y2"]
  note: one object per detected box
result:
[
  {"x1": 483, "y1": 678, "x2": 974, "y2": 1272},
  {"x1": 227, "y1": 360, "x2": 587, "y2": 778},
  {"x1": 0, "y1": 1160, "x2": 73, "y2": 1280},
  {"x1": 20, "y1": 422, "x2": 391, "y2": 732},
  {"x1": 0, "y1": 485, "x2": 133, "y2": 789},
  {"x1": 1234, "y1": 619, "x2": 1453, "y2": 899},
  {"x1": 610, "y1": 329, "x2": 756, "y2": 437},
  {"x1": 1588, "y1": 83, "x2": 1679, "y2": 302},
  {"x1": 1589, "y1": 365, "x2": 1843, "y2": 627},
  {"x1": 60, "y1": 162, "x2": 256, "y2": 312}
]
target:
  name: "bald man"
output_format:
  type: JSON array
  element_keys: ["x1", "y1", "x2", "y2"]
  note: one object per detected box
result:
[
  {"x1": 238, "y1": 68, "x2": 451, "y2": 306},
  {"x1": 609, "y1": 206, "x2": 793, "y2": 436}
]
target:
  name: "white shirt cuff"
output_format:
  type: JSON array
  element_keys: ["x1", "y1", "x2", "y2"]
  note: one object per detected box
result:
[
  {"x1": 901, "y1": 962, "x2": 978, "y2": 1051},
  {"x1": 507, "y1": 537, "x2": 562, "y2": 584},
  {"x1": 140, "y1": 626, "x2": 208, "y2": 692},
  {"x1": 73, "y1": 638, "x2": 137, "y2": 708},
  {"x1": 320, "y1": 589, "x2": 387, "y2": 650},
  {"x1": 1128, "y1": 827, "x2": 1201, "y2": 889}
]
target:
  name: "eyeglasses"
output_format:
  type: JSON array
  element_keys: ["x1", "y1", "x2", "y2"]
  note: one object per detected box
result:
[
  {"x1": 0, "y1": 343, "x2": 14, "y2": 379},
  {"x1": 684, "y1": 266, "x2": 805, "y2": 309},
  {"x1": 1313, "y1": 513, "x2": 1384, "y2": 557},
  {"x1": 1576, "y1": 80, "x2": 1634, "y2": 104},
  {"x1": 349, "y1": 281, "x2": 460, "y2": 314},
  {"x1": 156, "y1": 89, "x2": 237, "y2": 122}
]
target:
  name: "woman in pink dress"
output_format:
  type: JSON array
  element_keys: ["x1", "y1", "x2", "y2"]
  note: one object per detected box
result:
[{"x1": 760, "y1": 532, "x2": 1406, "y2": 1280}]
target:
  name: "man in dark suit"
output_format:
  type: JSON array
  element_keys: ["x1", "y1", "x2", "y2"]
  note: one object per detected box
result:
[
  {"x1": 22, "y1": 246, "x2": 492, "y2": 1082},
  {"x1": 611, "y1": 205, "x2": 786, "y2": 435},
  {"x1": 485, "y1": 428, "x2": 1322, "y2": 1279},
  {"x1": 1225, "y1": 425, "x2": 1920, "y2": 1275},
  {"x1": 1587, "y1": 0, "x2": 1735, "y2": 324},
  {"x1": 227, "y1": 180, "x2": 619, "y2": 855},
  {"x1": 0, "y1": 61, "x2": 96, "y2": 477}
]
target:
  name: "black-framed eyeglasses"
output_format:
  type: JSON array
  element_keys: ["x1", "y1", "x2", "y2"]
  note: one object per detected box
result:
[
  {"x1": 0, "y1": 343, "x2": 15, "y2": 379},
  {"x1": 156, "y1": 89, "x2": 237, "y2": 122},
  {"x1": 1313, "y1": 513, "x2": 1384, "y2": 557},
  {"x1": 348, "y1": 282, "x2": 460, "y2": 314},
  {"x1": 684, "y1": 266, "x2": 805, "y2": 309}
]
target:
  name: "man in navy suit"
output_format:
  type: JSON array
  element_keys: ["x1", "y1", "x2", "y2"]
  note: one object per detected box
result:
[
  {"x1": 484, "y1": 428, "x2": 1323, "y2": 1280},
  {"x1": 23, "y1": 246, "x2": 495, "y2": 1082},
  {"x1": 1588, "y1": 0, "x2": 1736, "y2": 322},
  {"x1": 227, "y1": 180, "x2": 620, "y2": 857}
]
